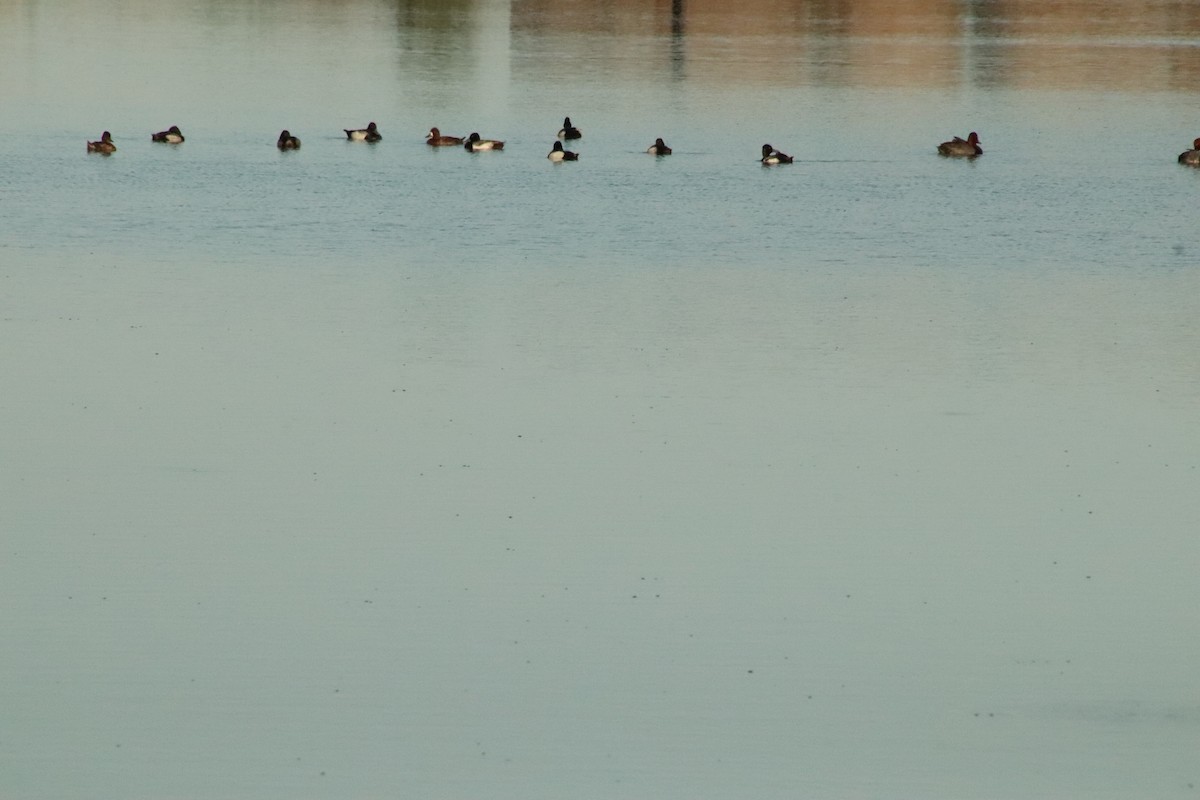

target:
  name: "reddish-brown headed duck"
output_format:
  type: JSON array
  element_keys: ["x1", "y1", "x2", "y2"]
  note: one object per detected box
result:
[
  {"x1": 87, "y1": 131, "x2": 116, "y2": 153},
  {"x1": 937, "y1": 131, "x2": 982, "y2": 157},
  {"x1": 426, "y1": 127, "x2": 464, "y2": 146}
]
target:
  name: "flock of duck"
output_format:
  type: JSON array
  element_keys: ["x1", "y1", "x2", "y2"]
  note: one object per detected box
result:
[
  {"x1": 83, "y1": 121, "x2": 1200, "y2": 164},
  {"x1": 84, "y1": 117, "x2": 670, "y2": 160}
]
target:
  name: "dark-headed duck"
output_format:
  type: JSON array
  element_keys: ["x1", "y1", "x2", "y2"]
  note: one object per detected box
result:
[
  {"x1": 277, "y1": 130, "x2": 301, "y2": 149},
  {"x1": 464, "y1": 132, "x2": 504, "y2": 151},
  {"x1": 761, "y1": 143, "x2": 793, "y2": 165},
  {"x1": 937, "y1": 131, "x2": 982, "y2": 156},
  {"x1": 87, "y1": 131, "x2": 116, "y2": 153},
  {"x1": 1178, "y1": 137, "x2": 1200, "y2": 165},
  {"x1": 426, "y1": 127, "x2": 464, "y2": 146},
  {"x1": 558, "y1": 117, "x2": 582, "y2": 140},
  {"x1": 151, "y1": 125, "x2": 185, "y2": 143},
  {"x1": 548, "y1": 140, "x2": 579, "y2": 162},
  {"x1": 647, "y1": 137, "x2": 672, "y2": 155},
  {"x1": 345, "y1": 121, "x2": 381, "y2": 142}
]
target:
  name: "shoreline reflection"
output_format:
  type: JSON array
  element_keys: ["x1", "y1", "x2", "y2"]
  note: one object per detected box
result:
[{"x1": 508, "y1": 0, "x2": 1200, "y2": 89}]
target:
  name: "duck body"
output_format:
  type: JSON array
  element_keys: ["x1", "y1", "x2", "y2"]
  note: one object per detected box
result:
[
  {"x1": 464, "y1": 132, "x2": 504, "y2": 151},
  {"x1": 558, "y1": 116, "x2": 582, "y2": 140},
  {"x1": 648, "y1": 137, "x2": 672, "y2": 155},
  {"x1": 1178, "y1": 137, "x2": 1200, "y2": 165},
  {"x1": 937, "y1": 131, "x2": 982, "y2": 156},
  {"x1": 277, "y1": 130, "x2": 301, "y2": 149},
  {"x1": 760, "y1": 143, "x2": 793, "y2": 165},
  {"x1": 87, "y1": 131, "x2": 116, "y2": 153},
  {"x1": 426, "y1": 127, "x2": 464, "y2": 146},
  {"x1": 547, "y1": 141, "x2": 578, "y2": 161},
  {"x1": 151, "y1": 125, "x2": 184, "y2": 143},
  {"x1": 345, "y1": 121, "x2": 381, "y2": 142}
]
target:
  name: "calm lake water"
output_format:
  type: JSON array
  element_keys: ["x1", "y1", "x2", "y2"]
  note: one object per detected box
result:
[{"x1": 2, "y1": 1, "x2": 1199, "y2": 798}]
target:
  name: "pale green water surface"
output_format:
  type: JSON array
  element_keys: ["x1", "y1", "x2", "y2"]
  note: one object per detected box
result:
[{"x1": 2, "y1": 1, "x2": 1199, "y2": 798}]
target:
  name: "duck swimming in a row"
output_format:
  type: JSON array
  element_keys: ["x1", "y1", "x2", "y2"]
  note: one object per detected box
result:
[
  {"x1": 558, "y1": 117, "x2": 582, "y2": 140},
  {"x1": 345, "y1": 121, "x2": 381, "y2": 142},
  {"x1": 426, "y1": 127, "x2": 464, "y2": 146},
  {"x1": 647, "y1": 138, "x2": 672, "y2": 155},
  {"x1": 86, "y1": 125, "x2": 1067, "y2": 164},
  {"x1": 277, "y1": 130, "x2": 301, "y2": 149},
  {"x1": 547, "y1": 141, "x2": 578, "y2": 161},
  {"x1": 761, "y1": 143, "x2": 792, "y2": 165},
  {"x1": 87, "y1": 131, "x2": 116, "y2": 153},
  {"x1": 151, "y1": 125, "x2": 184, "y2": 143},
  {"x1": 464, "y1": 132, "x2": 504, "y2": 151},
  {"x1": 937, "y1": 131, "x2": 982, "y2": 157},
  {"x1": 1178, "y1": 137, "x2": 1200, "y2": 165}
]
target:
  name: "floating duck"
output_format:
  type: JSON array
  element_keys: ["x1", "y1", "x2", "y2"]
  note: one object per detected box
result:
[
  {"x1": 151, "y1": 125, "x2": 184, "y2": 143},
  {"x1": 87, "y1": 131, "x2": 116, "y2": 153},
  {"x1": 548, "y1": 141, "x2": 579, "y2": 161},
  {"x1": 1178, "y1": 137, "x2": 1200, "y2": 165},
  {"x1": 761, "y1": 143, "x2": 793, "y2": 165},
  {"x1": 426, "y1": 127, "x2": 464, "y2": 146},
  {"x1": 345, "y1": 121, "x2": 381, "y2": 142},
  {"x1": 277, "y1": 130, "x2": 301, "y2": 149},
  {"x1": 464, "y1": 132, "x2": 504, "y2": 151},
  {"x1": 647, "y1": 138, "x2": 672, "y2": 155},
  {"x1": 558, "y1": 116, "x2": 582, "y2": 140},
  {"x1": 937, "y1": 131, "x2": 982, "y2": 156}
]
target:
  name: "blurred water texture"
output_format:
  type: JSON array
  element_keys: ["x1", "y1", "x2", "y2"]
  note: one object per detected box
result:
[{"x1": 1, "y1": 1, "x2": 1199, "y2": 798}]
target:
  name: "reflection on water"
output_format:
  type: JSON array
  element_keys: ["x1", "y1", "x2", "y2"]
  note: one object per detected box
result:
[
  {"x1": 4, "y1": 0, "x2": 1200, "y2": 103},
  {"x1": 508, "y1": 0, "x2": 1200, "y2": 89}
]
